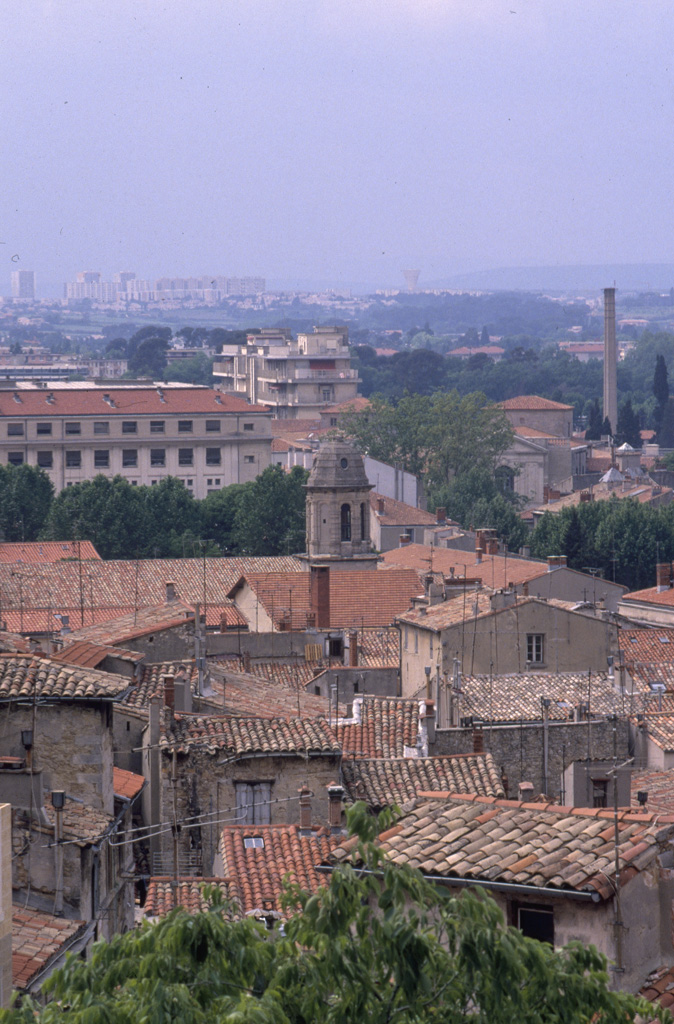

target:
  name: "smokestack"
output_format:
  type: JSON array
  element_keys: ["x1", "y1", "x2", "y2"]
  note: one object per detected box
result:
[
  {"x1": 603, "y1": 287, "x2": 617, "y2": 435},
  {"x1": 310, "y1": 566, "x2": 330, "y2": 628}
]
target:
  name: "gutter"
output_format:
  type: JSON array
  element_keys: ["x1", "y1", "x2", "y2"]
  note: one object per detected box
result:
[{"x1": 316, "y1": 865, "x2": 602, "y2": 903}]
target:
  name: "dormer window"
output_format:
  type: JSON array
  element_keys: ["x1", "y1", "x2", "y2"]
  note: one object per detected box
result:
[{"x1": 244, "y1": 836, "x2": 265, "y2": 849}]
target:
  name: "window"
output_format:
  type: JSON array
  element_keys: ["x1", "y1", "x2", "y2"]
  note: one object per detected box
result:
[
  {"x1": 65, "y1": 422, "x2": 81, "y2": 435},
  {"x1": 206, "y1": 420, "x2": 221, "y2": 432},
  {"x1": 94, "y1": 421, "x2": 109, "y2": 435},
  {"x1": 150, "y1": 448, "x2": 166, "y2": 467},
  {"x1": 591, "y1": 779, "x2": 609, "y2": 808},
  {"x1": 94, "y1": 450, "x2": 109, "y2": 468},
  {"x1": 150, "y1": 420, "x2": 165, "y2": 433},
  {"x1": 360, "y1": 502, "x2": 366, "y2": 540},
  {"x1": 404, "y1": 626, "x2": 408, "y2": 651},
  {"x1": 235, "y1": 782, "x2": 272, "y2": 825},
  {"x1": 516, "y1": 904, "x2": 554, "y2": 945},
  {"x1": 178, "y1": 420, "x2": 193, "y2": 433},
  {"x1": 37, "y1": 451, "x2": 53, "y2": 468},
  {"x1": 122, "y1": 449, "x2": 137, "y2": 468},
  {"x1": 244, "y1": 455, "x2": 255, "y2": 463},
  {"x1": 340, "y1": 503, "x2": 351, "y2": 541},
  {"x1": 7, "y1": 423, "x2": 23, "y2": 436},
  {"x1": 330, "y1": 417, "x2": 337, "y2": 426},
  {"x1": 526, "y1": 634, "x2": 545, "y2": 664},
  {"x1": 8, "y1": 452, "x2": 23, "y2": 466},
  {"x1": 243, "y1": 422, "x2": 254, "y2": 431},
  {"x1": 206, "y1": 447, "x2": 221, "y2": 465},
  {"x1": 65, "y1": 450, "x2": 81, "y2": 468},
  {"x1": 243, "y1": 836, "x2": 265, "y2": 849},
  {"x1": 122, "y1": 421, "x2": 137, "y2": 434},
  {"x1": 178, "y1": 448, "x2": 193, "y2": 466},
  {"x1": 322, "y1": 387, "x2": 332, "y2": 401},
  {"x1": 414, "y1": 631, "x2": 418, "y2": 653},
  {"x1": 36, "y1": 422, "x2": 52, "y2": 435}
]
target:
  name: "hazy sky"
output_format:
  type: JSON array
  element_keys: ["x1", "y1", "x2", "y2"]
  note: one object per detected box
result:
[{"x1": 3, "y1": 0, "x2": 674, "y2": 293}]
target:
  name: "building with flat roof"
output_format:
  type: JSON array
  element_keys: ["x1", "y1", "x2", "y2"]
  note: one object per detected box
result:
[
  {"x1": 0, "y1": 381, "x2": 271, "y2": 498},
  {"x1": 214, "y1": 326, "x2": 359, "y2": 419},
  {"x1": 10, "y1": 271, "x2": 35, "y2": 300}
]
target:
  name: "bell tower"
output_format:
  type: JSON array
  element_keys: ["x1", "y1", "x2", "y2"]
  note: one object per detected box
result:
[{"x1": 303, "y1": 439, "x2": 378, "y2": 570}]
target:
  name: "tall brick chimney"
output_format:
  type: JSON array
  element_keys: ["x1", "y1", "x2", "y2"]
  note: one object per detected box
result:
[
  {"x1": 435, "y1": 507, "x2": 446, "y2": 524},
  {"x1": 310, "y1": 566, "x2": 330, "y2": 628},
  {"x1": 349, "y1": 630, "x2": 358, "y2": 667},
  {"x1": 162, "y1": 674, "x2": 175, "y2": 710},
  {"x1": 656, "y1": 563, "x2": 670, "y2": 592}
]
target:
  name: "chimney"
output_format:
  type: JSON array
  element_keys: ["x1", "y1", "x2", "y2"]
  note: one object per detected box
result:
[
  {"x1": 603, "y1": 287, "x2": 617, "y2": 435},
  {"x1": 162, "y1": 674, "x2": 175, "y2": 711},
  {"x1": 522, "y1": 581, "x2": 529, "y2": 597},
  {"x1": 558, "y1": 555, "x2": 567, "y2": 567},
  {"x1": 487, "y1": 538, "x2": 498, "y2": 555},
  {"x1": 310, "y1": 565, "x2": 330, "y2": 628},
  {"x1": 435, "y1": 506, "x2": 446, "y2": 524},
  {"x1": 377, "y1": 497, "x2": 385, "y2": 514},
  {"x1": 298, "y1": 785, "x2": 312, "y2": 834},
  {"x1": 473, "y1": 724, "x2": 484, "y2": 753},
  {"x1": 399, "y1": 534, "x2": 412, "y2": 547},
  {"x1": 174, "y1": 673, "x2": 192, "y2": 713},
  {"x1": 423, "y1": 698, "x2": 436, "y2": 744},
  {"x1": 543, "y1": 485, "x2": 549, "y2": 504},
  {"x1": 165, "y1": 581, "x2": 176, "y2": 602},
  {"x1": 657, "y1": 563, "x2": 670, "y2": 592},
  {"x1": 243, "y1": 651, "x2": 251, "y2": 673},
  {"x1": 349, "y1": 630, "x2": 358, "y2": 667},
  {"x1": 518, "y1": 781, "x2": 535, "y2": 802},
  {"x1": 475, "y1": 547, "x2": 483, "y2": 565},
  {"x1": 327, "y1": 782, "x2": 344, "y2": 833}
]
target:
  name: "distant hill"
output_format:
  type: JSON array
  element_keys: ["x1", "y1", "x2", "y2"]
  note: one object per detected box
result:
[{"x1": 430, "y1": 264, "x2": 674, "y2": 294}]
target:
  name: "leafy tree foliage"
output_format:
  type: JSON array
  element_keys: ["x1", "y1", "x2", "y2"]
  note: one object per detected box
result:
[
  {"x1": 584, "y1": 398, "x2": 602, "y2": 440},
  {"x1": 163, "y1": 353, "x2": 215, "y2": 385},
  {"x1": 0, "y1": 465, "x2": 54, "y2": 542},
  {"x1": 3, "y1": 805, "x2": 667, "y2": 1024},
  {"x1": 40, "y1": 476, "x2": 151, "y2": 559},
  {"x1": 430, "y1": 468, "x2": 528, "y2": 552},
  {"x1": 143, "y1": 477, "x2": 201, "y2": 557},
  {"x1": 659, "y1": 397, "x2": 674, "y2": 448},
  {"x1": 616, "y1": 398, "x2": 641, "y2": 448},
  {"x1": 128, "y1": 336, "x2": 170, "y2": 377},
  {"x1": 200, "y1": 482, "x2": 250, "y2": 554},
  {"x1": 654, "y1": 352, "x2": 670, "y2": 408},
  {"x1": 530, "y1": 497, "x2": 674, "y2": 590},
  {"x1": 232, "y1": 465, "x2": 307, "y2": 555}
]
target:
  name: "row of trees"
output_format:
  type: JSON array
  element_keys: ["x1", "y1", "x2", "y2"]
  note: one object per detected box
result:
[
  {"x1": 0, "y1": 464, "x2": 308, "y2": 560},
  {"x1": 4, "y1": 806, "x2": 666, "y2": 1023}
]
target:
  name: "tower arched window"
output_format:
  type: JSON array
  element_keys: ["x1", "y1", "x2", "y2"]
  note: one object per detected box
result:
[
  {"x1": 360, "y1": 502, "x2": 366, "y2": 540},
  {"x1": 341, "y1": 503, "x2": 351, "y2": 542}
]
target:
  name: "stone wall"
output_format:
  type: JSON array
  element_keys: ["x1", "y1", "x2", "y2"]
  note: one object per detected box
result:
[
  {"x1": 432, "y1": 718, "x2": 629, "y2": 800},
  {"x1": 129, "y1": 621, "x2": 196, "y2": 661},
  {"x1": 0, "y1": 804, "x2": 11, "y2": 1008}
]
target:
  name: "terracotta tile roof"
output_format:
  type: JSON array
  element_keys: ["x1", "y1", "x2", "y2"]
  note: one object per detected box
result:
[
  {"x1": 335, "y1": 697, "x2": 421, "y2": 758},
  {"x1": 342, "y1": 753, "x2": 505, "y2": 810},
  {"x1": 331, "y1": 793, "x2": 674, "y2": 900},
  {"x1": 0, "y1": 630, "x2": 31, "y2": 653},
  {"x1": 586, "y1": 454, "x2": 612, "y2": 472},
  {"x1": 0, "y1": 540, "x2": 101, "y2": 563},
  {"x1": 533, "y1": 481, "x2": 672, "y2": 515},
  {"x1": 22, "y1": 802, "x2": 117, "y2": 846},
  {"x1": 63, "y1": 601, "x2": 196, "y2": 646},
  {"x1": 12, "y1": 906, "x2": 86, "y2": 991},
  {"x1": 272, "y1": 436, "x2": 313, "y2": 453},
  {"x1": 219, "y1": 824, "x2": 340, "y2": 915},
  {"x1": 497, "y1": 395, "x2": 573, "y2": 411},
  {"x1": 0, "y1": 385, "x2": 267, "y2": 417},
  {"x1": 208, "y1": 663, "x2": 340, "y2": 719},
  {"x1": 620, "y1": 628, "x2": 674, "y2": 664},
  {"x1": 113, "y1": 766, "x2": 145, "y2": 800},
  {"x1": 323, "y1": 396, "x2": 371, "y2": 415},
  {"x1": 623, "y1": 585, "x2": 674, "y2": 609},
  {"x1": 369, "y1": 493, "x2": 439, "y2": 527},
  {"x1": 382, "y1": 543, "x2": 549, "y2": 590},
  {"x1": 144, "y1": 877, "x2": 240, "y2": 918},
  {"x1": 120, "y1": 660, "x2": 198, "y2": 708},
  {"x1": 0, "y1": 655, "x2": 132, "y2": 701},
  {"x1": 0, "y1": 556, "x2": 304, "y2": 634},
  {"x1": 395, "y1": 591, "x2": 494, "y2": 630},
  {"x1": 271, "y1": 418, "x2": 323, "y2": 439},
  {"x1": 640, "y1": 965, "x2": 674, "y2": 1016},
  {"x1": 630, "y1": 713, "x2": 674, "y2": 753},
  {"x1": 232, "y1": 569, "x2": 421, "y2": 629},
  {"x1": 631, "y1": 770, "x2": 674, "y2": 815},
  {"x1": 163, "y1": 712, "x2": 341, "y2": 757},
  {"x1": 451, "y1": 671, "x2": 623, "y2": 723},
  {"x1": 52, "y1": 640, "x2": 144, "y2": 669},
  {"x1": 512, "y1": 425, "x2": 557, "y2": 439}
]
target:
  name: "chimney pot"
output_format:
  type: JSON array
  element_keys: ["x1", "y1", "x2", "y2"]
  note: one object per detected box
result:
[
  {"x1": 349, "y1": 630, "x2": 358, "y2": 667},
  {"x1": 473, "y1": 726, "x2": 484, "y2": 753},
  {"x1": 162, "y1": 674, "x2": 175, "y2": 710},
  {"x1": 656, "y1": 563, "x2": 670, "y2": 592},
  {"x1": 399, "y1": 534, "x2": 411, "y2": 547},
  {"x1": 298, "y1": 785, "x2": 312, "y2": 833},
  {"x1": 518, "y1": 781, "x2": 535, "y2": 801},
  {"x1": 327, "y1": 782, "x2": 344, "y2": 833},
  {"x1": 165, "y1": 581, "x2": 176, "y2": 602},
  {"x1": 377, "y1": 497, "x2": 385, "y2": 514},
  {"x1": 435, "y1": 506, "x2": 446, "y2": 524}
]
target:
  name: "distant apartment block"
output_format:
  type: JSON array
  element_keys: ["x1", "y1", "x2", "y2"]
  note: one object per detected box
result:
[
  {"x1": 0, "y1": 382, "x2": 272, "y2": 497},
  {"x1": 63, "y1": 271, "x2": 265, "y2": 303},
  {"x1": 10, "y1": 270, "x2": 35, "y2": 300},
  {"x1": 213, "y1": 326, "x2": 359, "y2": 419}
]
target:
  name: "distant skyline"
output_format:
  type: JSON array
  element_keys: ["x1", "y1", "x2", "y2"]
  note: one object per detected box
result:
[{"x1": 4, "y1": 1, "x2": 674, "y2": 297}]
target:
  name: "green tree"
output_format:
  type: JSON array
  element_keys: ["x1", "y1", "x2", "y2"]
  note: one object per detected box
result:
[
  {"x1": 654, "y1": 353, "x2": 669, "y2": 409},
  {"x1": 562, "y1": 506, "x2": 584, "y2": 568},
  {"x1": 616, "y1": 398, "x2": 642, "y2": 448},
  {"x1": 430, "y1": 468, "x2": 528, "y2": 552},
  {"x1": 659, "y1": 397, "x2": 674, "y2": 448},
  {"x1": 480, "y1": 324, "x2": 490, "y2": 346},
  {"x1": 200, "y1": 482, "x2": 249, "y2": 554},
  {"x1": 584, "y1": 398, "x2": 602, "y2": 440},
  {"x1": 0, "y1": 464, "x2": 54, "y2": 542},
  {"x1": 601, "y1": 416, "x2": 613, "y2": 437},
  {"x1": 143, "y1": 477, "x2": 201, "y2": 557},
  {"x1": 163, "y1": 354, "x2": 214, "y2": 385},
  {"x1": 3, "y1": 806, "x2": 667, "y2": 1024},
  {"x1": 40, "y1": 476, "x2": 149, "y2": 559},
  {"x1": 232, "y1": 465, "x2": 307, "y2": 555},
  {"x1": 128, "y1": 336, "x2": 170, "y2": 377}
]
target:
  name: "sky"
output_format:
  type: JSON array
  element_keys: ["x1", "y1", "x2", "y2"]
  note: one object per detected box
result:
[{"x1": 3, "y1": 0, "x2": 674, "y2": 294}]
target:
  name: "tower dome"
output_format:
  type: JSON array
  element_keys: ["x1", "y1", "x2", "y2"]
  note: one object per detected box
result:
[{"x1": 304, "y1": 439, "x2": 377, "y2": 567}]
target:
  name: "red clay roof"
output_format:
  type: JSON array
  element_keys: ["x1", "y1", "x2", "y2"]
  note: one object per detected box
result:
[
  {"x1": 336, "y1": 697, "x2": 421, "y2": 758},
  {"x1": 497, "y1": 395, "x2": 573, "y2": 411},
  {"x1": 382, "y1": 543, "x2": 548, "y2": 589},
  {"x1": 120, "y1": 660, "x2": 198, "y2": 709},
  {"x1": 0, "y1": 386, "x2": 267, "y2": 417},
  {"x1": 113, "y1": 766, "x2": 145, "y2": 800},
  {"x1": 163, "y1": 712, "x2": 341, "y2": 757},
  {"x1": 342, "y1": 752, "x2": 505, "y2": 809},
  {"x1": 219, "y1": 824, "x2": 340, "y2": 915},
  {"x1": 0, "y1": 540, "x2": 101, "y2": 563},
  {"x1": 52, "y1": 640, "x2": 143, "y2": 669},
  {"x1": 0, "y1": 654, "x2": 131, "y2": 701},
  {"x1": 63, "y1": 601, "x2": 195, "y2": 645},
  {"x1": 231, "y1": 568, "x2": 421, "y2": 629},
  {"x1": 369, "y1": 492, "x2": 439, "y2": 527},
  {"x1": 144, "y1": 877, "x2": 240, "y2": 918},
  {"x1": 12, "y1": 907, "x2": 86, "y2": 991}
]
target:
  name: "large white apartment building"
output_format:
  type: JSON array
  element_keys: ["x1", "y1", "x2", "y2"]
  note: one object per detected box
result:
[
  {"x1": 213, "y1": 325, "x2": 359, "y2": 419},
  {"x1": 0, "y1": 382, "x2": 272, "y2": 498}
]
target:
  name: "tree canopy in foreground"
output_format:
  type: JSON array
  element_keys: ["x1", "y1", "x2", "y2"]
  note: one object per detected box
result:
[{"x1": 3, "y1": 807, "x2": 667, "y2": 1024}]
